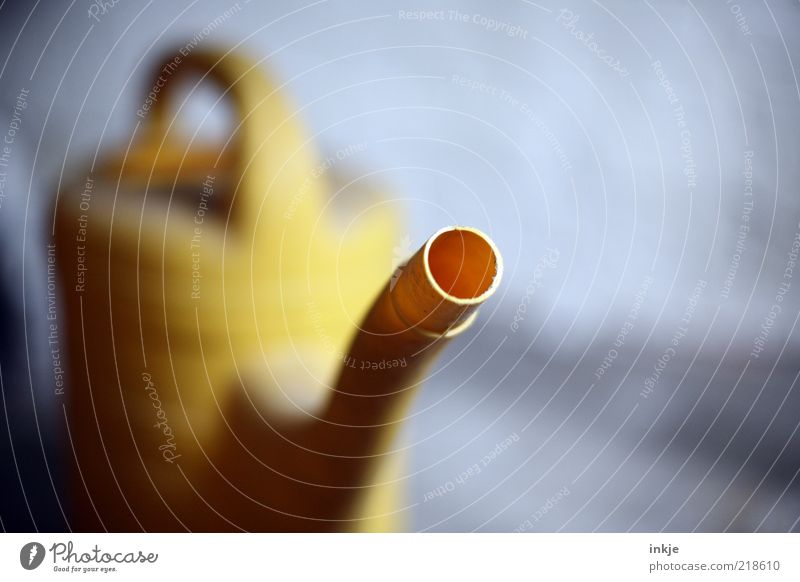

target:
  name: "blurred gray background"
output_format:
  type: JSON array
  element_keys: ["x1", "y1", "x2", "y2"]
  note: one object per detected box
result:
[{"x1": 0, "y1": 0, "x2": 799, "y2": 531}]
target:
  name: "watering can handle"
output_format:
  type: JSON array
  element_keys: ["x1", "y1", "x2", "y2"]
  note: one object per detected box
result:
[{"x1": 141, "y1": 47, "x2": 318, "y2": 235}]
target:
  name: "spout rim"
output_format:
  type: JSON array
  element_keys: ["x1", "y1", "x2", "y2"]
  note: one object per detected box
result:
[{"x1": 422, "y1": 226, "x2": 503, "y2": 306}]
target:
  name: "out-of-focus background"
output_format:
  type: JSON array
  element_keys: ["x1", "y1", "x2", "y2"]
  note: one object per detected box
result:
[{"x1": 1, "y1": 0, "x2": 799, "y2": 532}]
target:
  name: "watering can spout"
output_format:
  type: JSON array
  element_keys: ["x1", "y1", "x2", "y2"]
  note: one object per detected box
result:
[{"x1": 320, "y1": 226, "x2": 502, "y2": 451}]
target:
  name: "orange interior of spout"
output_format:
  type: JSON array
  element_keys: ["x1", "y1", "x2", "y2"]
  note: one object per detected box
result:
[{"x1": 427, "y1": 228, "x2": 498, "y2": 301}]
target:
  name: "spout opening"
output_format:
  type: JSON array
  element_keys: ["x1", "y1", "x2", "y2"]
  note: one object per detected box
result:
[{"x1": 424, "y1": 227, "x2": 501, "y2": 305}]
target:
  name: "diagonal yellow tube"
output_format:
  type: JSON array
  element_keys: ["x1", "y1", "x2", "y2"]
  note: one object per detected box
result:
[
  {"x1": 320, "y1": 226, "x2": 502, "y2": 454},
  {"x1": 313, "y1": 226, "x2": 502, "y2": 528}
]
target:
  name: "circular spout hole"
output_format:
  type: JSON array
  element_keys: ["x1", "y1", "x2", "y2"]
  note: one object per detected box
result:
[{"x1": 426, "y1": 227, "x2": 500, "y2": 303}]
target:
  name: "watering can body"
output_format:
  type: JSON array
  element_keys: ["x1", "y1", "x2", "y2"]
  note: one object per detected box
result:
[{"x1": 53, "y1": 48, "x2": 403, "y2": 531}]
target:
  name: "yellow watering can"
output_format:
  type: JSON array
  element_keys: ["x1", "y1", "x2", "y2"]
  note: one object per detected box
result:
[{"x1": 53, "y1": 47, "x2": 501, "y2": 531}]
